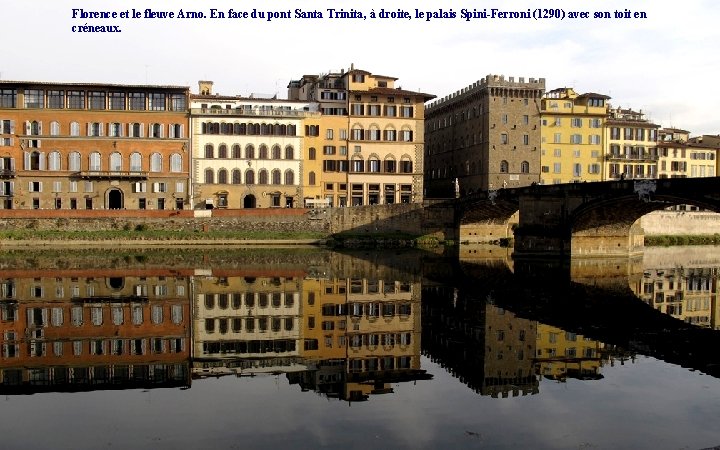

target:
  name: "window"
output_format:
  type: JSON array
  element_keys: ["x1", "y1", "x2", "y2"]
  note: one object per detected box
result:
[
  {"x1": 150, "y1": 153, "x2": 162, "y2": 172},
  {"x1": 89, "y1": 152, "x2": 101, "y2": 171},
  {"x1": 107, "y1": 152, "x2": 122, "y2": 171},
  {"x1": 170, "y1": 153, "x2": 182, "y2": 172},
  {"x1": 553, "y1": 133, "x2": 561, "y2": 143},
  {"x1": 149, "y1": 93, "x2": 165, "y2": 111},
  {"x1": 48, "y1": 151, "x2": 61, "y2": 171},
  {"x1": 24, "y1": 89, "x2": 44, "y2": 108},
  {"x1": 88, "y1": 91, "x2": 106, "y2": 110},
  {"x1": 326, "y1": 129, "x2": 334, "y2": 139},
  {"x1": 521, "y1": 161, "x2": 530, "y2": 173},
  {"x1": 109, "y1": 92, "x2": 125, "y2": 110},
  {"x1": 571, "y1": 118, "x2": 582, "y2": 127},
  {"x1": 47, "y1": 90, "x2": 64, "y2": 109},
  {"x1": 129, "y1": 93, "x2": 146, "y2": 110},
  {"x1": 570, "y1": 134, "x2": 582, "y2": 144},
  {"x1": 553, "y1": 162, "x2": 561, "y2": 173},
  {"x1": 169, "y1": 94, "x2": 186, "y2": 111},
  {"x1": 589, "y1": 135, "x2": 601, "y2": 145},
  {"x1": 67, "y1": 90, "x2": 85, "y2": 109},
  {"x1": 500, "y1": 160, "x2": 509, "y2": 173},
  {"x1": 68, "y1": 152, "x2": 81, "y2": 171},
  {"x1": 130, "y1": 152, "x2": 142, "y2": 171},
  {"x1": 308, "y1": 147, "x2": 316, "y2": 160},
  {"x1": 500, "y1": 133, "x2": 508, "y2": 145}
]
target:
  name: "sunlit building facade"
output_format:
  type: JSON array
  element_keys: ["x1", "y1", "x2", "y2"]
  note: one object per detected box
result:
[
  {"x1": 0, "y1": 81, "x2": 190, "y2": 211},
  {"x1": 190, "y1": 81, "x2": 313, "y2": 209},
  {"x1": 604, "y1": 106, "x2": 660, "y2": 180},
  {"x1": 539, "y1": 87, "x2": 609, "y2": 184}
]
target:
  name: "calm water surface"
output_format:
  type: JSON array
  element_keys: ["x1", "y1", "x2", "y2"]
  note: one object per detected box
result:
[{"x1": 0, "y1": 246, "x2": 718, "y2": 450}]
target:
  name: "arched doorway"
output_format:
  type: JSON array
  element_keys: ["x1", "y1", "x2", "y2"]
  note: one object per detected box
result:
[
  {"x1": 243, "y1": 194, "x2": 256, "y2": 209},
  {"x1": 107, "y1": 188, "x2": 124, "y2": 209}
]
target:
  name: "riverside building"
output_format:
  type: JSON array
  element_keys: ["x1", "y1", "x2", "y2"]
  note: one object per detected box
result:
[
  {"x1": 424, "y1": 74, "x2": 545, "y2": 197},
  {"x1": 288, "y1": 66, "x2": 434, "y2": 206},
  {"x1": 190, "y1": 81, "x2": 312, "y2": 209},
  {"x1": 0, "y1": 81, "x2": 190, "y2": 210}
]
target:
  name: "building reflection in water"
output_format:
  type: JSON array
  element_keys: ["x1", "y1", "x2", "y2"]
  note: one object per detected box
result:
[
  {"x1": 422, "y1": 284, "x2": 621, "y2": 398},
  {"x1": 635, "y1": 266, "x2": 719, "y2": 329},
  {"x1": 0, "y1": 270, "x2": 192, "y2": 394},
  {"x1": 193, "y1": 270, "x2": 430, "y2": 402},
  {"x1": 4, "y1": 247, "x2": 718, "y2": 398}
]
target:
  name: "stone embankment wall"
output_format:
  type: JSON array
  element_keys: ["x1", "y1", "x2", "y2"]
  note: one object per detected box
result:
[{"x1": 640, "y1": 211, "x2": 720, "y2": 236}]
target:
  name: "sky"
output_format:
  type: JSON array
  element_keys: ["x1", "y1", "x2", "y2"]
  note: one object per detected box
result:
[{"x1": 3, "y1": 0, "x2": 720, "y2": 134}]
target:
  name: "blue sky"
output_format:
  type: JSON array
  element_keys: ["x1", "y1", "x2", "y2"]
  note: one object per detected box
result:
[{"x1": 4, "y1": 0, "x2": 720, "y2": 134}]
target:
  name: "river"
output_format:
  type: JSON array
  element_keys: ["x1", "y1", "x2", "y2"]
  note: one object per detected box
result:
[{"x1": 0, "y1": 245, "x2": 718, "y2": 449}]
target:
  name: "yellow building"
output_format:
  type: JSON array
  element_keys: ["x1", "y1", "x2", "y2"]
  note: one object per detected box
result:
[
  {"x1": 289, "y1": 66, "x2": 434, "y2": 205},
  {"x1": 301, "y1": 115, "x2": 349, "y2": 207},
  {"x1": 604, "y1": 107, "x2": 660, "y2": 180},
  {"x1": 535, "y1": 324, "x2": 605, "y2": 381},
  {"x1": 540, "y1": 88, "x2": 609, "y2": 184}
]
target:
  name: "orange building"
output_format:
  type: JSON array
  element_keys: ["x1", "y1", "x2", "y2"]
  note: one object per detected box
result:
[
  {"x1": 0, "y1": 270, "x2": 191, "y2": 393},
  {"x1": 0, "y1": 81, "x2": 190, "y2": 211}
]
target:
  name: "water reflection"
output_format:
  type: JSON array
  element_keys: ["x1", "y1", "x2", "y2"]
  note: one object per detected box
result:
[{"x1": 0, "y1": 245, "x2": 718, "y2": 402}]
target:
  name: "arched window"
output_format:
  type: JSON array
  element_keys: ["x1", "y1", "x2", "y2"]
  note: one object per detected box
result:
[
  {"x1": 50, "y1": 121, "x2": 61, "y2": 136},
  {"x1": 204, "y1": 144, "x2": 214, "y2": 159},
  {"x1": 70, "y1": 122, "x2": 80, "y2": 137},
  {"x1": 287, "y1": 124, "x2": 296, "y2": 136},
  {"x1": 110, "y1": 152, "x2": 122, "y2": 171},
  {"x1": 500, "y1": 160, "x2": 509, "y2": 173},
  {"x1": 271, "y1": 169, "x2": 281, "y2": 185},
  {"x1": 68, "y1": 152, "x2": 81, "y2": 171},
  {"x1": 48, "y1": 151, "x2": 61, "y2": 171},
  {"x1": 220, "y1": 123, "x2": 232, "y2": 135},
  {"x1": 245, "y1": 169, "x2": 255, "y2": 184},
  {"x1": 245, "y1": 144, "x2": 255, "y2": 159},
  {"x1": 352, "y1": 157, "x2": 364, "y2": 173},
  {"x1": 89, "y1": 152, "x2": 101, "y2": 171},
  {"x1": 400, "y1": 157, "x2": 413, "y2": 173},
  {"x1": 368, "y1": 157, "x2": 381, "y2": 173},
  {"x1": 308, "y1": 147, "x2": 316, "y2": 160},
  {"x1": 284, "y1": 146, "x2": 294, "y2": 160},
  {"x1": 204, "y1": 168, "x2": 214, "y2": 184},
  {"x1": 218, "y1": 169, "x2": 228, "y2": 184},
  {"x1": 218, "y1": 144, "x2": 228, "y2": 158},
  {"x1": 150, "y1": 153, "x2": 162, "y2": 172},
  {"x1": 170, "y1": 153, "x2": 182, "y2": 172},
  {"x1": 258, "y1": 169, "x2": 268, "y2": 185},
  {"x1": 271, "y1": 145, "x2": 281, "y2": 160},
  {"x1": 521, "y1": 161, "x2": 530, "y2": 173},
  {"x1": 384, "y1": 157, "x2": 396, "y2": 173},
  {"x1": 130, "y1": 152, "x2": 142, "y2": 171},
  {"x1": 232, "y1": 169, "x2": 241, "y2": 184},
  {"x1": 232, "y1": 144, "x2": 242, "y2": 158},
  {"x1": 309, "y1": 171, "x2": 316, "y2": 185},
  {"x1": 261, "y1": 123, "x2": 270, "y2": 135},
  {"x1": 259, "y1": 145, "x2": 268, "y2": 159},
  {"x1": 284, "y1": 170, "x2": 294, "y2": 185}
]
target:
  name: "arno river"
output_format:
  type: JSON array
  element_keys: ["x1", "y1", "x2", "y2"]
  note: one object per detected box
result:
[{"x1": 0, "y1": 245, "x2": 719, "y2": 449}]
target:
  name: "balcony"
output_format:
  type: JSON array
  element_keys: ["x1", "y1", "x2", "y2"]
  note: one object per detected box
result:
[
  {"x1": 75, "y1": 171, "x2": 149, "y2": 180},
  {"x1": 0, "y1": 169, "x2": 16, "y2": 178},
  {"x1": 605, "y1": 153, "x2": 659, "y2": 162},
  {"x1": 190, "y1": 108, "x2": 319, "y2": 118}
]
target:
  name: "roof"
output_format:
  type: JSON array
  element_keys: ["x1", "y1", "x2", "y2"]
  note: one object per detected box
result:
[
  {"x1": 0, "y1": 79, "x2": 189, "y2": 91},
  {"x1": 349, "y1": 87, "x2": 436, "y2": 101}
]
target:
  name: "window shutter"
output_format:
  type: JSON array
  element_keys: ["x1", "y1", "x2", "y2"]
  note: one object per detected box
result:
[
  {"x1": 87, "y1": 123, "x2": 91, "y2": 136},
  {"x1": 180, "y1": 124, "x2": 184, "y2": 138},
  {"x1": 39, "y1": 152, "x2": 46, "y2": 170},
  {"x1": 25, "y1": 121, "x2": 30, "y2": 135},
  {"x1": 37, "y1": 122, "x2": 42, "y2": 135},
  {"x1": 168, "y1": 124, "x2": 174, "y2": 139},
  {"x1": 9, "y1": 120, "x2": 15, "y2": 134},
  {"x1": 23, "y1": 151, "x2": 30, "y2": 170},
  {"x1": 99, "y1": 123, "x2": 104, "y2": 136},
  {"x1": 140, "y1": 124, "x2": 145, "y2": 137}
]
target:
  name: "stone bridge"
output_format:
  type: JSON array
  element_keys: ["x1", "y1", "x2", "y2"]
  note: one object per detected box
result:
[{"x1": 448, "y1": 177, "x2": 720, "y2": 257}]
